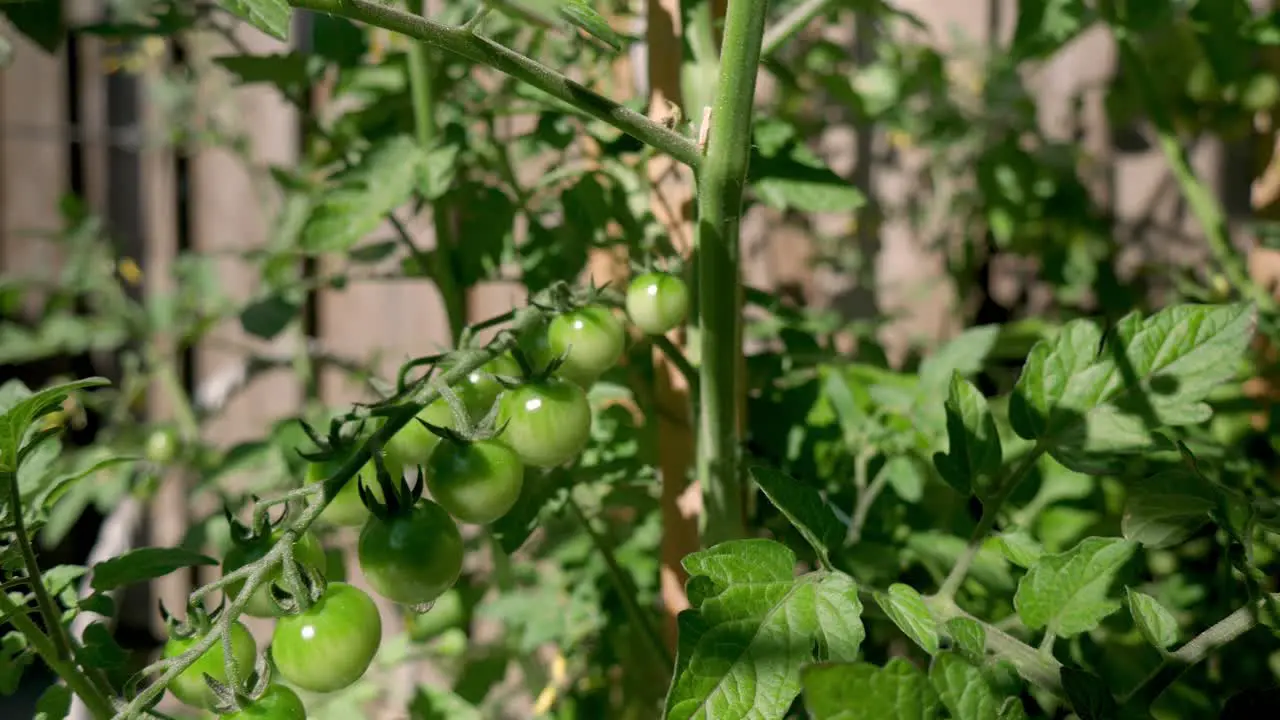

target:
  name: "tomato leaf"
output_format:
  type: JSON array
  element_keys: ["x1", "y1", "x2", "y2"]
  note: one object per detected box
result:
[
  {"x1": 0, "y1": 0, "x2": 63, "y2": 53},
  {"x1": 1125, "y1": 587, "x2": 1179, "y2": 650},
  {"x1": 933, "y1": 373, "x2": 1003, "y2": 498},
  {"x1": 0, "y1": 632, "x2": 31, "y2": 695},
  {"x1": 664, "y1": 540, "x2": 864, "y2": 720},
  {"x1": 918, "y1": 324, "x2": 1001, "y2": 392},
  {"x1": 1121, "y1": 468, "x2": 1219, "y2": 548},
  {"x1": 802, "y1": 658, "x2": 941, "y2": 719},
  {"x1": 1010, "y1": 303, "x2": 1256, "y2": 470},
  {"x1": 748, "y1": 464, "x2": 845, "y2": 567},
  {"x1": 943, "y1": 617, "x2": 987, "y2": 664},
  {"x1": 33, "y1": 683, "x2": 71, "y2": 720},
  {"x1": 1014, "y1": 536, "x2": 1136, "y2": 637},
  {"x1": 557, "y1": 1, "x2": 624, "y2": 52},
  {"x1": 0, "y1": 378, "x2": 109, "y2": 474},
  {"x1": 929, "y1": 652, "x2": 1028, "y2": 720},
  {"x1": 994, "y1": 531, "x2": 1044, "y2": 569},
  {"x1": 215, "y1": 0, "x2": 291, "y2": 41},
  {"x1": 303, "y1": 135, "x2": 423, "y2": 252},
  {"x1": 873, "y1": 584, "x2": 940, "y2": 655},
  {"x1": 240, "y1": 294, "x2": 300, "y2": 340},
  {"x1": 89, "y1": 547, "x2": 218, "y2": 592},
  {"x1": 1060, "y1": 667, "x2": 1119, "y2": 720}
]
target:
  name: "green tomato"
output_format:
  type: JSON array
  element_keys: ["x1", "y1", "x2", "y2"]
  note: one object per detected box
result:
[
  {"x1": 496, "y1": 377, "x2": 591, "y2": 468},
  {"x1": 162, "y1": 621, "x2": 257, "y2": 710},
  {"x1": 439, "y1": 354, "x2": 522, "y2": 419},
  {"x1": 546, "y1": 305, "x2": 626, "y2": 385},
  {"x1": 219, "y1": 684, "x2": 306, "y2": 720},
  {"x1": 358, "y1": 500, "x2": 464, "y2": 606},
  {"x1": 384, "y1": 398, "x2": 456, "y2": 469},
  {"x1": 221, "y1": 530, "x2": 327, "y2": 617},
  {"x1": 145, "y1": 427, "x2": 180, "y2": 464},
  {"x1": 626, "y1": 272, "x2": 690, "y2": 335},
  {"x1": 271, "y1": 582, "x2": 381, "y2": 693},
  {"x1": 305, "y1": 453, "x2": 405, "y2": 528},
  {"x1": 426, "y1": 439, "x2": 524, "y2": 524}
]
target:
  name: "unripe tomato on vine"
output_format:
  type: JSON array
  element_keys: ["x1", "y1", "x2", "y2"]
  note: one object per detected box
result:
[{"x1": 626, "y1": 272, "x2": 690, "y2": 335}]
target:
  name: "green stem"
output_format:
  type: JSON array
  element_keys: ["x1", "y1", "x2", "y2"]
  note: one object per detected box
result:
[
  {"x1": 289, "y1": 0, "x2": 701, "y2": 169},
  {"x1": 406, "y1": 0, "x2": 467, "y2": 343},
  {"x1": 1114, "y1": 37, "x2": 1274, "y2": 312},
  {"x1": 0, "y1": 590, "x2": 115, "y2": 719},
  {"x1": 934, "y1": 446, "x2": 1044, "y2": 601},
  {"x1": 2, "y1": 471, "x2": 116, "y2": 717},
  {"x1": 567, "y1": 497, "x2": 674, "y2": 673},
  {"x1": 695, "y1": 0, "x2": 769, "y2": 545},
  {"x1": 926, "y1": 596, "x2": 1064, "y2": 695},
  {"x1": 761, "y1": 0, "x2": 834, "y2": 56},
  {"x1": 114, "y1": 306, "x2": 551, "y2": 719},
  {"x1": 1120, "y1": 594, "x2": 1280, "y2": 710}
]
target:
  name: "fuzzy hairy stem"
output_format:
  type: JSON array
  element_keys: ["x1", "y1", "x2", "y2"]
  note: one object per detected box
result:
[
  {"x1": 1121, "y1": 593, "x2": 1280, "y2": 709},
  {"x1": 0, "y1": 590, "x2": 116, "y2": 718},
  {"x1": 3, "y1": 471, "x2": 117, "y2": 717},
  {"x1": 935, "y1": 446, "x2": 1045, "y2": 601},
  {"x1": 289, "y1": 0, "x2": 701, "y2": 169}
]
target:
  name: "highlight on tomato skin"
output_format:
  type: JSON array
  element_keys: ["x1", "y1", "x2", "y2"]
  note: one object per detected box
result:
[
  {"x1": 495, "y1": 376, "x2": 592, "y2": 468},
  {"x1": 626, "y1": 272, "x2": 690, "y2": 335},
  {"x1": 270, "y1": 582, "x2": 382, "y2": 694},
  {"x1": 544, "y1": 305, "x2": 627, "y2": 386}
]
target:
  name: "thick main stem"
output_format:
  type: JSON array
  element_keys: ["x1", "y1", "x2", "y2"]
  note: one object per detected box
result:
[
  {"x1": 406, "y1": 0, "x2": 467, "y2": 343},
  {"x1": 289, "y1": 0, "x2": 701, "y2": 169},
  {"x1": 695, "y1": 0, "x2": 769, "y2": 545}
]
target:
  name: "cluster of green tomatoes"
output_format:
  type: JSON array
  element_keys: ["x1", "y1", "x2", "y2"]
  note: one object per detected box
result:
[{"x1": 158, "y1": 273, "x2": 688, "y2": 718}]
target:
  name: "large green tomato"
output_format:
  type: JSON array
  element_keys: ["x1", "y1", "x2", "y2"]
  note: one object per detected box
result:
[
  {"x1": 358, "y1": 500, "x2": 464, "y2": 606},
  {"x1": 162, "y1": 621, "x2": 257, "y2": 709},
  {"x1": 626, "y1": 272, "x2": 690, "y2": 335},
  {"x1": 545, "y1": 305, "x2": 626, "y2": 386},
  {"x1": 219, "y1": 684, "x2": 306, "y2": 719},
  {"x1": 496, "y1": 377, "x2": 591, "y2": 467},
  {"x1": 426, "y1": 439, "x2": 523, "y2": 524},
  {"x1": 305, "y1": 453, "x2": 404, "y2": 528},
  {"x1": 221, "y1": 530, "x2": 327, "y2": 617},
  {"x1": 271, "y1": 582, "x2": 381, "y2": 693}
]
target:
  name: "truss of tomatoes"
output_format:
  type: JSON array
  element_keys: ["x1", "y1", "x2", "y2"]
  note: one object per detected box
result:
[{"x1": 166, "y1": 281, "x2": 690, "y2": 717}]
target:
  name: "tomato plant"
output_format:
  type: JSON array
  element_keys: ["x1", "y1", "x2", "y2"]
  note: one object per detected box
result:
[
  {"x1": 357, "y1": 499, "x2": 465, "y2": 606},
  {"x1": 270, "y1": 582, "x2": 382, "y2": 693},
  {"x1": 3, "y1": 1, "x2": 1280, "y2": 720}
]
